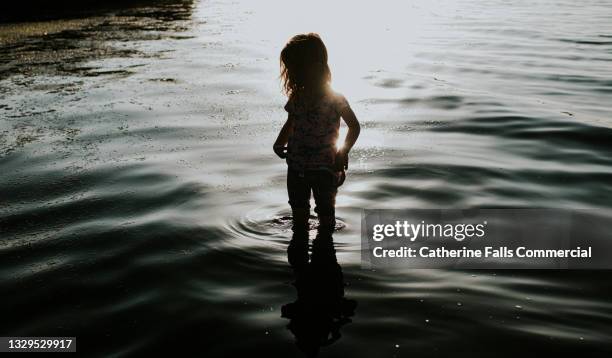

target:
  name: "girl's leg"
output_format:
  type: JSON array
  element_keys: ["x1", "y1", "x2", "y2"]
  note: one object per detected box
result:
[
  {"x1": 312, "y1": 171, "x2": 338, "y2": 233},
  {"x1": 287, "y1": 169, "x2": 311, "y2": 233},
  {"x1": 318, "y1": 214, "x2": 336, "y2": 231},
  {"x1": 291, "y1": 207, "x2": 310, "y2": 232},
  {"x1": 287, "y1": 169, "x2": 311, "y2": 268}
]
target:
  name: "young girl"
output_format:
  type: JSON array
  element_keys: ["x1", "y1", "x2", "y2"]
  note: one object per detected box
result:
[{"x1": 273, "y1": 33, "x2": 360, "y2": 233}]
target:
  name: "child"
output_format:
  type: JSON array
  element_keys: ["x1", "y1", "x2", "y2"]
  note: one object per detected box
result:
[{"x1": 273, "y1": 33, "x2": 360, "y2": 234}]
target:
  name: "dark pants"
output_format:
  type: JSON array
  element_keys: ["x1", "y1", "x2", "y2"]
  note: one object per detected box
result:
[{"x1": 287, "y1": 169, "x2": 339, "y2": 217}]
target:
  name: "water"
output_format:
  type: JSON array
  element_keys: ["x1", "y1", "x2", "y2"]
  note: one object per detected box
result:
[{"x1": 1, "y1": 0, "x2": 612, "y2": 356}]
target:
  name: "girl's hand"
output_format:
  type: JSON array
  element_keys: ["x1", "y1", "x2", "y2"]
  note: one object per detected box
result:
[
  {"x1": 335, "y1": 170, "x2": 346, "y2": 187},
  {"x1": 335, "y1": 149, "x2": 349, "y2": 171},
  {"x1": 274, "y1": 145, "x2": 288, "y2": 159}
]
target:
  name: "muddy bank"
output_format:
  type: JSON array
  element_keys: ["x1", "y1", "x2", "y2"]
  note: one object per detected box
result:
[{"x1": 0, "y1": 0, "x2": 193, "y2": 23}]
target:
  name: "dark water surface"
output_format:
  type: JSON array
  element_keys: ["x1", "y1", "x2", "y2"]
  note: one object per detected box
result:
[{"x1": 2, "y1": 0, "x2": 612, "y2": 356}]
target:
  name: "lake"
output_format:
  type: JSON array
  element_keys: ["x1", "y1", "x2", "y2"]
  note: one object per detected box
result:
[{"x1": 1, "y1": 0, "x2": 612, "y2": 356}]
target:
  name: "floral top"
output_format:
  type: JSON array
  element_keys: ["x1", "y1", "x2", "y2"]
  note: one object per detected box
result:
[{"x1": 284, "y1": 91, "x2": 350, "y2": 171}]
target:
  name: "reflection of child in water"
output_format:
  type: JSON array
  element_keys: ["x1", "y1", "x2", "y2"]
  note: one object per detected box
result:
[
  {"x1": 273, "y1": 33, "x2": 360, "y2": 233},
  {"x1": 282, "y1": 232, "x2": 357, "y2": 357}
]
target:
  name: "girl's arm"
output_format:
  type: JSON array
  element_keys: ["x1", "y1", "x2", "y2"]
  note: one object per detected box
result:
[
  {"x1": 273, "y1": 115, "x2": 294, "y2": 159},
  {"x1": 336, "y1": 106, "x2": 361, "y2": 170}
]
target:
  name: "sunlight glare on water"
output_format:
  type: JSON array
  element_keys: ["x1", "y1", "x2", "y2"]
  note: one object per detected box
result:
[{"x1": 228, "y1": 0, "x2": 445, "y2": 97}]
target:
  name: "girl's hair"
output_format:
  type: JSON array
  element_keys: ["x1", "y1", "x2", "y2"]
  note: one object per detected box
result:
[{"x1": 280, "y1": 33, "x2": 331, "y2": 99}]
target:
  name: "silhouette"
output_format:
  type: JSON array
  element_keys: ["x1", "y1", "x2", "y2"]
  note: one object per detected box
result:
[
  {"x1": 275, "y1": 32, "x2": 359, "y2": 357},
  {"x1": 281, "y1": 226, "x2": 357, "y2": 357},
  {"x1": 273, "y1": 33, "x2": 361, "y2": 235}
]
